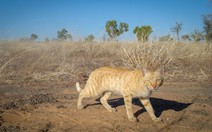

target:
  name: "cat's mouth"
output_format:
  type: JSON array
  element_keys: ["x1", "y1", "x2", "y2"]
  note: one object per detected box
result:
[
  {"x1": 146, "y1": 86, "x2": 159, "y2": 91},
  {"x1": 152, "y1": 88, "x2": 158, "y2": 91},
  {"x1": 151, "y1": 88, "x2": 157, "y2": 91}
]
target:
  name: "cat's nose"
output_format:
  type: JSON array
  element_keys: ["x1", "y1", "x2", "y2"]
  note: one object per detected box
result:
[{"x1": 151, "y1": 83, "x2": 156, "y2": 89}]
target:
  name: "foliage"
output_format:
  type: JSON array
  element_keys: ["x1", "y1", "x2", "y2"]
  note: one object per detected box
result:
[
  {"x1": 30, "y1": 33, "x2": 38, "y2": 41},
  {"x1": 57, "y1": 28, "x2": 72, "y2": 41},
  {"x1": 171, "y1": 22, "x2": 183, "y2": 41},
  {"x1": 203, "y1": 14, "x2": 212, "y2": 42},
  {"x1": 181, "y1": 34, "x2": 191, "y2": 41},
  {"x1": 133, "y1": 26, "x2": 152, "y2": 42},
  {"x1": 159, "y1": 34, "x2": 173, "y2": 41},
  {"x1": 105, "y1": 20, "x2": 129, "y2": 40},
  {"x1": 191, "y1": 30, "x2": 204, "y2": 42},
  {"x1": 85, "y1": 34, "x2": 95, "y2": 42}
]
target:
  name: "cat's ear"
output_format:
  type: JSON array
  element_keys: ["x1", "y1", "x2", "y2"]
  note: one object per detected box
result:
[
  {"x1": 157, "y1": 66, "x2": 164, "y2": 77},
  {"x1": 141, "y1": 68, "x2": 149, "y2": 75}
]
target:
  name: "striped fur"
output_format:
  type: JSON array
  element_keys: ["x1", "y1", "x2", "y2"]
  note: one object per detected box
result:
[{"x1": 76, "y1": 66, "x2": 164, "y2": 122}]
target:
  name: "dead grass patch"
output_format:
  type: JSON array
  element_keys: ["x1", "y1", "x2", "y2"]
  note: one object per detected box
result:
[{"x1": 0, "y1": 41, "x2": 211, "y2": 82}]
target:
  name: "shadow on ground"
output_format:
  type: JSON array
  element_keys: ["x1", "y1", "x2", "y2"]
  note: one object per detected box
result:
[{"x1": 89, "y1": 97, "x2": 191, "y2": 118}]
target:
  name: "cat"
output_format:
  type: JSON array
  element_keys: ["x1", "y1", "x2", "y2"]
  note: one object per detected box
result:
[{"x1": 76, "y1": 66, "x2": 164, "y2": 122}]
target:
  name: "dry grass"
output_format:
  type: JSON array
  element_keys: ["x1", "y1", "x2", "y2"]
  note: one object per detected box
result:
[
  {"x1": 120, "y1": 42, "x2": 186, "y2": 70},
  {"x1": 121, "y1": 41, "x2": 211, "y2": 82},
  {"x1": 0, "y1": 41, "x2": 120, "y2": 83},
  {"x1": 0, "y1": 40, "x2": 211, "y2": 83}
]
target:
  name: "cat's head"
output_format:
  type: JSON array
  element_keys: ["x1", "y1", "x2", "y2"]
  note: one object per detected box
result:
[{"x1": 142, "y1": 67, "x2": 164, "y2": 91}]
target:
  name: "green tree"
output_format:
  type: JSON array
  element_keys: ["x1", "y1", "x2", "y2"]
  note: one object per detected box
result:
[
  {"x1": 191, "y1": 30, "x2": 204, "y2": 42},
  {"x1": 171, "y1": 22, "x2": 183, "y2": 41},
  {"x1": 30, "y1": 33, "x2": 38, "y2": 41},
  {"x1": 133, "y1": 25, "x2": 152, "y2": 42},
  {"x1": 203, "y1": 14, "x2": 212, "y2": 42},
  {"x1": 57, "y1": 28, "x2": 72, "y2": 40},
  {"x1": 66, "y1": 34, "x2": 72, "y2": 41},
  {"x1": 159, "y1": 34, "x2": 173, "y2": 41},
  {"x1": 105, "y1": 20, "x2": 129, "y2": 40},
  {"x1": 181, "y1": 34, "x2": 191, "y2": 41},
  {"x1": 85, "y1": 34, "x2": 95, "y2": 42}
]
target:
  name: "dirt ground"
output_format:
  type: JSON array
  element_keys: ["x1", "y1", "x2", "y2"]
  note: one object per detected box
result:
[{"x1": 0, "y1": 78, "x2": 211, "y2": 132}]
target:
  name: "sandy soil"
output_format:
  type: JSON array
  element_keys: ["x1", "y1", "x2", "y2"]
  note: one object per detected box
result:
[{"x1": 0, "y1": 78, "x2": 211, "y2": 132}]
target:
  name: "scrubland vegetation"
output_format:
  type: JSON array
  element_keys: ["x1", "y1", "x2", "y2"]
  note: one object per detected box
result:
[{"x1": 0, "y1": 40, "x2": 211, "y2": 84}]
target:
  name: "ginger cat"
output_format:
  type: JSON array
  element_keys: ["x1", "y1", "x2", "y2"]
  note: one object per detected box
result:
[{"x1": 76, "y1": 66, "x2": 164, "y2": 122}]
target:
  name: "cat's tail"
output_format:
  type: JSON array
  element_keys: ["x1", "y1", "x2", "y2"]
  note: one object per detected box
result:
[{"x1": 76, "y1": 82, "x2": 81, "y2": 92}]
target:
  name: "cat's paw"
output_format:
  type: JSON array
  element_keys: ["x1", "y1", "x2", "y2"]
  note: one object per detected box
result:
[
  {"x1": 129, "y1": 117, "x2": 138, "y2": 122},
  {"x1": 109, "y1": 108, "x2": 117, "y2": 112},
  {"x1": 77, "y1": 105, "x2": 84, "y2": 110},
  {"x1": 153, "y1": 117, "x2": 162, "y2": 122}
]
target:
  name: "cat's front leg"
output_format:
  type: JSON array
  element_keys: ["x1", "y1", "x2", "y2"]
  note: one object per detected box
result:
[
  {"x1": 123, "y1": 94, "x2": 137, "y2": 122},
  {"x1": 140, "y1": 98, "x2": 161, "y2": 122},
  {"x1": 77, "y1": 92, "x2": 85, "y2": 109}
]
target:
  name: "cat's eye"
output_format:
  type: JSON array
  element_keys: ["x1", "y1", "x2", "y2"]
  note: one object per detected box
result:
[
  {"x1": 156, "y1": 79, "x2": 163, "y2": 86},
  {"x1": 145, "y1": 80, "x2": 152, "y2": 85}
]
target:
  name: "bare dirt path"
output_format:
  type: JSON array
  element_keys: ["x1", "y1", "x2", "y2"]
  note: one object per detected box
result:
[{"x1": 0, "y1": 81, "x2": 211, "y2": 132}]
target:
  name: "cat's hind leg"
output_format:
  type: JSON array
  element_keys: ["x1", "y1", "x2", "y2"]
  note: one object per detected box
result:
[{"x1": 100, "y1": 92, "x2": 117, "y2": 112}]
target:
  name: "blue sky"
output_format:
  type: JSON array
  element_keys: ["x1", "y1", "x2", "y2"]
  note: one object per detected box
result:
[{"x1": 0, "y1": 0, "x2": 211, "y2": 41}]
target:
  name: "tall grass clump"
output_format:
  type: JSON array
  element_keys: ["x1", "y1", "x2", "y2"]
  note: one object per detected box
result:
[
  {"x1": 120, "y1": 42, "x2": 187, "y2": 70},
  {"x1": 120, "y1": 41, "x2": 211, "y2": 82}
]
